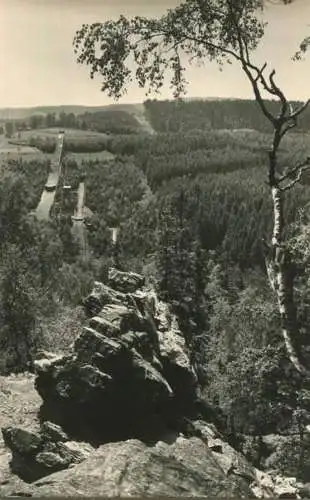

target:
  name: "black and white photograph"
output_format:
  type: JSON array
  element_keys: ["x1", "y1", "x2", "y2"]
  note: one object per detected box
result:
[{"x1": 0, "y1": 0, "x2": 310, "y2": 497}]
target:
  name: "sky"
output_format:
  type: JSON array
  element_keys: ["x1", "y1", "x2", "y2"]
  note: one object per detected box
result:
[{"x1": 0, "y1": 0, "x2": 309, "y2": 108}]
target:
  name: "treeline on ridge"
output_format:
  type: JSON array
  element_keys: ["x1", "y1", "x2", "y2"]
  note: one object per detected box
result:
[
  {"x1": 144, "y1": 98, "x2": 310, "y2": 133},
  {"x1": 6, "y1": 109, "x2": 142, "y2": 136}
]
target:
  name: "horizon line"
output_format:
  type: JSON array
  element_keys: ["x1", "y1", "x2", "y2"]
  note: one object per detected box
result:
[{"x1": 0, "y1": 95, "x2": 307, "y2": 110}]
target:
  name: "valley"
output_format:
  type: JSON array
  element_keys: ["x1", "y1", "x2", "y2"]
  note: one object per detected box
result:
[{"x1": 0, "y1": 96, "x2": 310, "y2": 497}]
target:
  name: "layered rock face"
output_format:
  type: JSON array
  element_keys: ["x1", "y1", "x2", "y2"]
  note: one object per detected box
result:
[
  {"x1": 34, "y1": 268, "x2": 198, "y2": 444},
  {"x1": 26, "y1": 436, "x2": 255, "y2": 497},
  {"x1": 1, "y1": 421, "x2": 303, "y2": 498},
  {"x1": 1, "y1": 268, "x2": 306, "y2": 497}
]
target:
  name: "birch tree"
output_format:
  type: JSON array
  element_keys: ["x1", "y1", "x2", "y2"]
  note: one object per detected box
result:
[{"x1": 73, "y1": 0, "x2": 310, "y2": 374}]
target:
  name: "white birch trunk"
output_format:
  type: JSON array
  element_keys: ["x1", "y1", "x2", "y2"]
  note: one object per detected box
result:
[
  {"x1": 269, "y1": 187, "x2": 305, "y2": 374},
  {"x1": 274, "y1": 263, "x2": 304, "y2": 373},
  {"x1": 271, "y1": 187, "x2": 282, "y2": 247}
]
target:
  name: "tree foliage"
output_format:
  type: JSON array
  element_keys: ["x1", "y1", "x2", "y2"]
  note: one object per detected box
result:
[{"x1": 73, "y1": 0, "x2": 264, "y2": 99}]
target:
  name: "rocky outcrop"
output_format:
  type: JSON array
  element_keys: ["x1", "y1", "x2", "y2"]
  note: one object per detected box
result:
[
  {"x1": 1, "y1": 422, "x2": 93, "y2": 482},
  {"x1": 33, "y1": 269, "x2": 198, "y2": 445},
  {"x1": 2, "y1": 268, "x2": 307, "y2": 497},
  {"x1": 1, "y1": 429, "x2": 305, "y2": 498},
  {"x1": 107, "y1": 267, "x2": 145, "y2": 294},
  {"x1": 5, "y1": 437, "x2": 255, "y2": 497},
  {"x1": 82, "y1": 281, "x2": 127, "y2": 316}
]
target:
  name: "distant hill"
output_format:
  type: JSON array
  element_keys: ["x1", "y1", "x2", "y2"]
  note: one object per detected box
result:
[
  {"x1": 0, "y1": 97, "x2": 255, "y2": 121},
  {"x1": 1, "y1": 97, "x2": 309, "y2": 135},
  {"x1": 143, "y1": 98, "x2": 310, "y2": 134},
  {"x1": 0, "y1": 103, "x2": 146, "y2": 121}
]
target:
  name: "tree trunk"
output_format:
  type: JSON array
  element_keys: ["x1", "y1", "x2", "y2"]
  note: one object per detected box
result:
[
  {"x1": 268, "y1": 186, "x2": 305, "y2": 373},
  {"x1": 297, "y1": 415, "x2": 306, "y2": 478}
]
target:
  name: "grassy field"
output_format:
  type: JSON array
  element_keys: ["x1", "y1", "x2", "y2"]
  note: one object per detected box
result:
[
  {"x1": 0, "y1": 133, "x2": 36, "y2": 151},
  {"x1": 15, "y1": 127, "x2": 108, "y2": 141},
  {"x1": 0, "y1": 133, "x2": 45, "y2": 165},
  {"x1": 9, "y1": 128, "x2": 112, "y2": 156},
  {"x1": 0, "y1": 129, "x2": 116, "y2": 167}
]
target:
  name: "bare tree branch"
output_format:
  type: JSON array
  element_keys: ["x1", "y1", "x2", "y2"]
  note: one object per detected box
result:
[
  {"x1": 241, "y1": 64, "x2": 277, "y2": 124},
  {"x1": 290, "y1": 99, "x2": 310, "y2": 119},
  {"x1": 269, "y1": 70, "x2": 288, "y2": 118},
  {"x1": 279, "y1": 120, "x2": 297, "y2": 140},
  {"x1": 278, "y1": 158, "x2": 310, "y2": 191}
]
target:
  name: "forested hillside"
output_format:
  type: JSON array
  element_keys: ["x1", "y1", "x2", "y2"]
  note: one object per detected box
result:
[{"x1": 144, "y1": 98, "x2": 310, "y2": 133}]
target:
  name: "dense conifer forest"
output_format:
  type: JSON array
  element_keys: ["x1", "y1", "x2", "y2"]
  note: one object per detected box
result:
[{"x1": 2, "y1": 97, "x2": 310, "y2": 454}]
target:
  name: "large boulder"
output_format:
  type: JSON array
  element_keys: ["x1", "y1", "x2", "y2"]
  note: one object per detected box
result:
[
  {"x1": 156, "y1": 300, "x2": 198, "y2": 413},
  {"x1": 108, "y1": 267, "x2": 145, "y2": 293},
  {"x1": 2, "y1": 428, "x2": 43, "y2": 457},
  {"x1": 173, "y1": 421, "x2": 303, "y2": 499},
  {"x1": 179, "y1": 419, "x2": 257, "y2": 484},
  {"x1": 1, "y1": 423, "x2": 93, "y2": 482},
  {"x1": 33, "y1": 270, "x2": 197, "y2": 445},
  {"x1": 89, "y1": 303, "x2": 146, "y2": 337},
  {"x1": 83, "y1": 282, "x2": 127, "y2": 316},
  {"x1": 24, "y1": 437, "x2": 255, "y2": 497},
  {"x1": 1, "y1": 430, "x2": 306, "y2": 498},
  {"x1": 35, "y1": 338, "x2": 174, "y2": 443}
]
